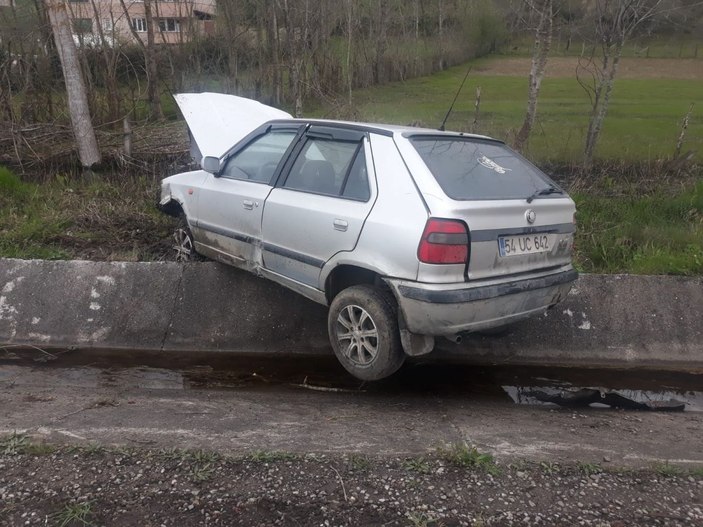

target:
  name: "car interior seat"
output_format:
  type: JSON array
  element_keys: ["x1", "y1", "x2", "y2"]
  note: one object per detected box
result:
[{"x1": 299, "y1": 160, "x2": 337, "y2": 195}]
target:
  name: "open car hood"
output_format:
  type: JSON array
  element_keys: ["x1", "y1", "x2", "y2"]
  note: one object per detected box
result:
[{"x1": 174, "y1": 93, "x2": 292, "y2": 159}]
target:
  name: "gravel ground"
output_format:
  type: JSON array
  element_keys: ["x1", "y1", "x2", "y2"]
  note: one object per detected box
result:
[{"x1": 1, "y1": 438, "x2": 701, "y2": 526}]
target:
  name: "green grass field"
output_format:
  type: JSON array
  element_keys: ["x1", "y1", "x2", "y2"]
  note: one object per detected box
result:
[{"x1": 312, "y1": 56, "x2": 703, "y2": 164}]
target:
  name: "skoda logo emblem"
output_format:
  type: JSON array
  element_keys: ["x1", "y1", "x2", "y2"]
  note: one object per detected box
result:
[{"x1": 525, "y1": 209, "x2": 536, "y2": 224}]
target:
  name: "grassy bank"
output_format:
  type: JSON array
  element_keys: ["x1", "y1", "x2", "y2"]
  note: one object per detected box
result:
[
  {"x1": 1, "y1": 166, "x2": 701, "y2": 275},
  {"x1": 0, "y1": 166, "x2": 172, "y2": 261},
  {"x1": 573, "y1": 181, "x2": 703, "y2": 275}
]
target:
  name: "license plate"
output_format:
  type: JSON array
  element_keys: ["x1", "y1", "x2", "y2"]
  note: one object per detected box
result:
[{"x1": 499, "y1": 234, "x2": 554, "y2": 257}]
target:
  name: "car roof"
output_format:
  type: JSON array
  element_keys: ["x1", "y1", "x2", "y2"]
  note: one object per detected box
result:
[{"x1": 273, "y1": 118, "x2": 499, "y2": 142}]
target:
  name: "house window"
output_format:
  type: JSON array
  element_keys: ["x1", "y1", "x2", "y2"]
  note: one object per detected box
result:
[
  {"x1": 158, "y1": 18, "x2": 180, "y2": 33},
  {"x1": 72, "y1": 18, "x2": 93, "y2": 34},
  {"x1": 131, "y1": 18, "x2": 147, "y2": 32},
  {"x1": 102, "y1": 19, "x2": 114, "y2": 32}
]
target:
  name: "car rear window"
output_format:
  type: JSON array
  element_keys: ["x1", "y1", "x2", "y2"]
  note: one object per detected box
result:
[{"x1": 410, "y1": 137, "x2": 556, "y2": 200}]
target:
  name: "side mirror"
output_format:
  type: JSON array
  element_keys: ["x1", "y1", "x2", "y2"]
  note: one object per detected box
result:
[{"x1": 201, "y1": 156, "x2": 221, "y2": 175}]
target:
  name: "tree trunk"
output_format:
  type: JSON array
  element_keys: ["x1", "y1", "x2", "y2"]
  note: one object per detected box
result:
[
  {"x1": 33, "y1": 0, "x2": 56, "y2": 122},
  {"x1": 144, "y1": 0, "x2": 163, "y2": 120},
  {"x1": 414, "y1": 0, "x2": 420, "y2": 76},
  {"x1": 218, "y1": 0, "x2": 239, "y2": 91},
  {"x1": 281, "y1": 0, "x2": 303, "y2": 116},
  {"x1": 90, "y1": 0, "x2": 121, "y2": 123},
  {"x1": 437, "y1": 0, "x2": 444, "y2": 69},
  {"x1": 45, "y1": 0, "x2": 101, "y2": 168},
  {"x1": 373, "y1": 0, "x2": 387, "y2": 84},
  {"x1": 514, "y1": 0, "x2": 553, "y2": 152},
  {"x1": 267, "y1": 2, "x2": 281, "y2": 106},
  {"x1": 345, "y1": 0, "x2": 353, "y2": 107}
]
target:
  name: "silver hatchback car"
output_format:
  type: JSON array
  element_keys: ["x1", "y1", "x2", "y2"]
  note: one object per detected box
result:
[{"x1": 159, "y1": 94, "x2": 577, "y2": 380}]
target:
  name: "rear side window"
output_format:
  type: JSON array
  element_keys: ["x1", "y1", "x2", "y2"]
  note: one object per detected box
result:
[
  {"x1": 284, "y1": 138, "x2": 370, "y2": 201},
  {"x1": 410, "y1": 137, "x2": 556, "y2": 200}
]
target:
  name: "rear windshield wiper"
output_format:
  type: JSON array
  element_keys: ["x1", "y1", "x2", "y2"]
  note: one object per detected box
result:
[{"x1": 526, "y1": 185, "x2": 564, "y2": 203}]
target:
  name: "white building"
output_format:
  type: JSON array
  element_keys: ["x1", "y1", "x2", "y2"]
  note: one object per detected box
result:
[{"x1": 67, "y1": 0, "x2": 216, "y2": 46}]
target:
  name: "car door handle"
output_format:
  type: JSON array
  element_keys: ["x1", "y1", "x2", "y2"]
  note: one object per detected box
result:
[
  {"x1": 333, "y1": 219, "x2": 348, "y2": 232},
  {"x1": 242, "y1": 200, "x2": 254, "y2": 210}
]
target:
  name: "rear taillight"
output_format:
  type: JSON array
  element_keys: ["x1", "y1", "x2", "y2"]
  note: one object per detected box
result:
[{"x1": 417, "y1": 218, "x2": 470, "y2": 264}]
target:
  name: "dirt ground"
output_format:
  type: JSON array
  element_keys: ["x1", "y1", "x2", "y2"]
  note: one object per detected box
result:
[
  {"x1": 472, "y1": 56, "x2": 703, "y2": 80},
  {"x1": 1, "y1": 356, "x2": 702, "y2": 525}
]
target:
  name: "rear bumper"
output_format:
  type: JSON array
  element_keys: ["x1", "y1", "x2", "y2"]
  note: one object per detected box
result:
[{"x1": 387, "y1": 268, "x2": 577, "y2": 336}]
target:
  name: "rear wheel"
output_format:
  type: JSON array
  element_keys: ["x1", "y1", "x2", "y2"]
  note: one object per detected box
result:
[{"x1": 328, "y1": 285, "x2": 405, "y2": 381}]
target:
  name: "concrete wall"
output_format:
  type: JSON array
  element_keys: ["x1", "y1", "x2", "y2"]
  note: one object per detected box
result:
[{"x1": 1, "y1": 258, "x2": 701, "y2": 372}]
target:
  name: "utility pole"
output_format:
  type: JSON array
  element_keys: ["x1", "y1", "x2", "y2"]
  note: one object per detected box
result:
[{"x1": 45, "y1": 0, "x2": 101, "y2": 168}]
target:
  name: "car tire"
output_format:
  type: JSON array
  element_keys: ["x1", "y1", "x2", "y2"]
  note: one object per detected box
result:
[
  {"x1": 172, "y1": 213, "x2": 201, "y2": 262},
  {"x1": 328, "y1": 285, "x2": 405, "y2": 381}
]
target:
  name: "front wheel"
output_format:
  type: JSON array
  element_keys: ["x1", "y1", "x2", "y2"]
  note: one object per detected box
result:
[
  {"x1": 327, "y1": 285, "x2": 405, "y2": 381},
  {"x1": 172, "y1": 214, "x2": 200, "y2": 262}
]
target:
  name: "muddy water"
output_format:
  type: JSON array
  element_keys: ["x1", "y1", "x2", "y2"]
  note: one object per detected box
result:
[{"x1": 1, "y1": 347, "x2": 702, "y2": 412}]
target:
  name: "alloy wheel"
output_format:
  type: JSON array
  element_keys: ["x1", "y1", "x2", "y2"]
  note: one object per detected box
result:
[
  {"x1": 335, "y1": 304, "x2": 379, "y2": 366},
  {"x1": 172, "y1": 227, "x2": 194, "y2": 262}
]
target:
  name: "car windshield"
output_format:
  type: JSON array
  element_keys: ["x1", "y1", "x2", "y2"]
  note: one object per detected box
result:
[{"x1": 410, "y1": 136, "x2": 557, "y2": 201}]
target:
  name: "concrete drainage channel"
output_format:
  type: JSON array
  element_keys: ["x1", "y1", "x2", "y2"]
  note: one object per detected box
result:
[
  {"x1": 2, "y1": 257, "x2": 703, "y2": 479},
  {"x1": 2, "y1": 349, "x2": 703, "y2": 471},
  {"x1": 1, "y1": 258, "x2": 702, "y2": 372},
  {"x1": 3, "y1": 349, "x2": 702, "y2": 412}
]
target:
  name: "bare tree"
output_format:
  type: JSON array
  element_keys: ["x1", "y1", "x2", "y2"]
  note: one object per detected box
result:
[
  {"x1": 45, "y1": 0, "x2": 101, "y2": 167},
  {"x1": 89, "y1": 0, "x2": 121, "y2": 122},
  {"x1": 373, "y1": 0, "x2": 389, "y2": 84},
  {"x1": 578, "y1": 0, "x2": 663, "y2": 168},
  {"x1": 270, "y1": 1, "x2": 282, "y2": 106},
  {"x1": 119, "y1": 0, "x2": 163, "y2": 120},
  {"x1": 281, "y1": 0, "x2": 313, "y2": 117},
  {"x1": 143, "y1": 0, "x2": 163, "y2": 119},
  {"x1": 514, "y1": 0, "x2": 553, "y2": 152},
  {"x1": 218, "y1": 0, "x2": 242, "y2": 91}
]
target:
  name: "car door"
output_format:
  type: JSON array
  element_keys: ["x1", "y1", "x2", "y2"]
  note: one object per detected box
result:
[
  {"x1": 261, "y1": 126, "x2": 376, "y2": 289},
  {"x1": 193, "y1": 125, "x2": 302, "y2": 268}
]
